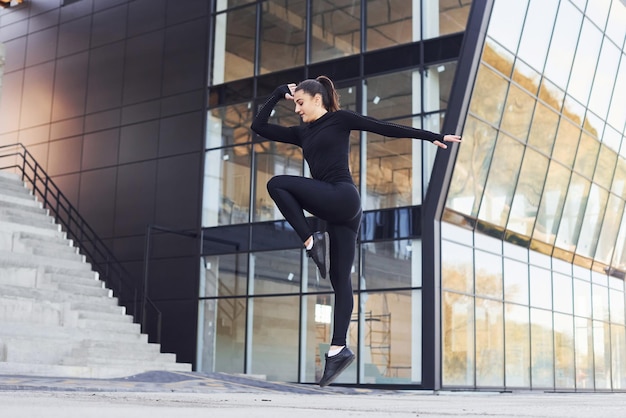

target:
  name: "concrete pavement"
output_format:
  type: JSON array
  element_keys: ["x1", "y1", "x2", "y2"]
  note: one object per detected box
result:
[{"x1": 1, "y1": 371, "x2": 625, "y2": 417}]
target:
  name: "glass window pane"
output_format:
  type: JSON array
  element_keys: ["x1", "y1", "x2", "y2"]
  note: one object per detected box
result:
[
  {"x1": 610, "y1": 288, "x2": 625, "y2": 325},
  {"x1": 469, "y1": 65, "x2": 509, "y2": 125},
  {"x1": 528, "y1": 102, "x2": 559, "y2": 156},
  {"x1": 203, "y1": 254, "x2": 249, "y2": 298},
  {"x1": 366, "y1": 0, "x2": 414, "y2": 51},
  {"x1": 529, "y1": 266, "x2": 552, "y2": 310},
  {"x1": 425, "y1": 0, "x2": 472, "y2": 39},
  {"x1": 486, "y1": 0, "x2": 528, "y2": 54},
  {"x1": 250, "y1": 250, "x2": 302, "y2": 295},
  {"x1": 607, "y1": 57, "x2": 626, "y2": 132},
  {"x1": 197, "y1": 297, "x2": 247, "y2": 373},
  {"x1": 573, "y1": 133, "x2": 600, "y2": 178},
  {"x1": 260, "y1": 0, "x2": 306, "y2": 74},
  {"x1": 577, "y1": 185, "x2": 609, "y2": 259},
  {"x1": 574, "y1": 278, "x2": 592, "y2": 318},
  {"x1": 553, "y1": 273, "x2": 573, "y2": 315},
  {"x1": 208, "y1": 103, "x2": 255, "y2": 149},
  {"x1": 364, "y1": 72, "x2": 423, "y2": 209},
  {"x1": 483, "y1": 39, "x2": 514, "y2": 78},
  {"x1": 593, "y1": 283, "x2": 610, "y2": 322},
  {"x1": 593, "y1": 146, "x2": 618, "y2": 190},
  {"x1": 478, "y1": 134, "x2": 524, "y2": 228},
  {"x1": 594, "y1": 320, "x2": 612, "y2": 389},
  {"x1": 585, "y1": 0, "x2": 611, "y2": 30},
  {"x1": 203, "y1": 146, "x2": 251, "y2": 227},
  {"x1": 512, "y1": 59, "x2": 541, "y2": 96},
  {"x1": 302, "y1": 293, "x2": 333, "y2": 382},
  {"x1": 544, "y1": 2, "x2": 583, "y2": 90},
  {"x1": 552, "y1": 119, "x2": 580, "y2": 168},
  {"x1": 504, "y1": 259, "x2": 529, "y2": 305},
  {"x1": 424, "y1": 62, "x2": 457, "y2": 113},
  {"x1": 506, "y1": 149, "x2": 549, "y2": 238},
  {"x1": 216, "y1": 0, "x2": 255, "y2": 12},
  {"x1": 611, "y1": 325, "x2": 626, "y2": 390},
  {"x1": 606, "y1": 0, "x2": 626, "y2": 47},
  {"x1": 253, "y1": 141, "x2": 303, "y2": 222},
  {"x1": 595, "y1": 194, "x2": 625, "y2": 265},
  {"x1": 532, "y1": 161, "x2": 570, "y2": 247},
  {"x1": 475, "y1": 250, "x2": 503, "y2": 299},
  {"x1": 588, "y1": 40, "x2": 620, "y2": 119},
  {"x1": 442, "y1": 240, "x2": 474, "y2": 293},
  {"x1": 476, "y1": 298, "x2": 504, "y2": 387},
  {"x1": 530, "y1": 308, "x2": 554, "y2": 388},
  {"x1": 500, "y1": 85, "x2": 536, "y2": 141},
  {"x1": 575, "y1": 317, "x2": 594, "y2": 389},
  {"x1": 359, "y1": 290, "x2": 422, "y2": 384},
  {"x1": 311, "y1": 0, "x2": 360, "y2": 63},
  {"x1": 567, "y1": 18, "x2": 602, "y2": 105},
  {"x1": 516, "y1": 0, "x2": 558, "y2": 73},
  {"x1": 250, "y1": 295, "x2": 299, "y2": 381},
  {"x1": 554, "y1": 313, "x2": 575, "y2": 389},
  {"x1": 447, "y1": 116, "x2": 498, "y2": 217},
  {"x1": 213, "y1": 6, "x2": 257, "y2": 84},
  {"x1": 555, "y1": 173, "x2": 591, "y2": 254},
  {"x1": 505, "y1": 303, "x2": 530, "y2": 387},
  {"x1": 442, "y1": 291, "x2": 475, "y2": 386},
  {"x1": 362, "y1": 240, "x2": 416, "y2": 290},
  {"x1": 538, "y1": 77, "x2": 565, "y2": 114}
]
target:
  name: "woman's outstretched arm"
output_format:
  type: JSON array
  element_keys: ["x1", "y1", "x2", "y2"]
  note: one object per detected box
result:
[{"x1": 339, "y1": 110, "x2": 462, "y2": 148}]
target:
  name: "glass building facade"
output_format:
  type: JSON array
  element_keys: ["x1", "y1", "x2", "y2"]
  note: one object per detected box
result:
[
  {"x1": 198, "y1": 0, "x2": 626, "y2": 391},
  {"x1": 443, "y1": 0, "x2": 626, "y2": 390}
]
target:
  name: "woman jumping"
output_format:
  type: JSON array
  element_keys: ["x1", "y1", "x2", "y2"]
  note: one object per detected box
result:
[{"x1": 251, "y1": 75, "x2": 461, "y2": 387}]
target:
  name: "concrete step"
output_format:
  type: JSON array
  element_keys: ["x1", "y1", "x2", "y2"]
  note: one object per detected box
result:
[
  {"x1": 70, "y1": 301, "x2": 125, "y2": 316},
  {"x1": 0, "y1": 322, "x2": 148, "y2": 344},
  {"x1": 0, "y1": 198, "x2": 47, "y2": 215},
  {"x1": 46, "y1": 273, "x2": 105, "y2": 288},
  {"x1": 76, "y1": 318, "x2": 141, "y2": 334},
  {"x1": 0, "y1": 213, "x2": 57, "y2": 231},
  {"x1": 0, "y1": 360, "x2": 190, "y2": 378},
  {"x1": 0, "y1": 284, "x2": 120, "y2": 312},
  {"x1": 0, "y1": 183, "x2": 32, "y2": 198},
  {"x1": 0, "y1": 219, "x2": 67, "y2": 238},
  {"x1": 0, "y1": 296, "x2": 63, "y2": 326},
  {"x1": 0, "y1": 179, "x2": 32, "y2": 194},
  {"x1": 0, "y1": 191, "x2": 41, "y2": 208},
  {"x1": 10, "y1": 237, "x2": 85, "y2": 262},
  {"x1": 76, "y1": 309, "x2": 133, "y2": 323},
  {"x1": 0, "y1": 249, "x2": 93, "y2": 274},
  {"x1": 54, "y1": 281, "x2": 112, "y2": 298},
  {"x1": 16, "y1": 231, "x2": 72, "y2": 246}
]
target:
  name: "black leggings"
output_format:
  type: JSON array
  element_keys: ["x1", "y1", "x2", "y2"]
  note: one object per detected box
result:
[{"x1": 267, "y1": 175, "x2": 362, "y2": 346}]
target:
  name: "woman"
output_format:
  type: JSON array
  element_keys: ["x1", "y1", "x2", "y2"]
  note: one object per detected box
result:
[{"x1": 251, "y1": 76, "x2": 461, "y2": 387}]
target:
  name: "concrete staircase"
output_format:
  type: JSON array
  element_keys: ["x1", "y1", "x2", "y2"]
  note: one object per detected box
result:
[{"x1": 0, "y1": 171, "x2": 192, "y2": 378}]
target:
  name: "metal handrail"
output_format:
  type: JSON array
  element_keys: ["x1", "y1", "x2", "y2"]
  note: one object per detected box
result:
[{"x1": 0, "y1": 143, "x2": 161, "y2": 340}]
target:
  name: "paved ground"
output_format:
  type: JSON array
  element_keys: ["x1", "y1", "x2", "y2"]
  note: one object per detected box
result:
[{"x1": 1, "y1": 372, "x2": 626, "y2": 417}]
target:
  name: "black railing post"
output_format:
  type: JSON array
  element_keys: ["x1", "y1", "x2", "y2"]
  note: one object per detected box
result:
[{"x1": 142, "y1": 224, "x2": 153, "y2": 333}]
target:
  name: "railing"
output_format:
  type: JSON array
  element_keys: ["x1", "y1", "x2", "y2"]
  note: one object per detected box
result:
[{"x1": 0, "y1": 143, "x2": 162, "y2": 341}]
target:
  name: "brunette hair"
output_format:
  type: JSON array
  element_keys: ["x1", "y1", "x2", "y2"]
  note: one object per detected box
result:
[{"x1": 295, "y1": 75, "x2": 340, "y2": 112}]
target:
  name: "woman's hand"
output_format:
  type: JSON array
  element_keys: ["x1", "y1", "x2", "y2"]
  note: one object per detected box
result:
[
  {"x1": 433, "y1": 134, "x2": 462, "y2": 149},
  {"x1": 284, "y1": 83, "x2": 297, "y2": 100}
]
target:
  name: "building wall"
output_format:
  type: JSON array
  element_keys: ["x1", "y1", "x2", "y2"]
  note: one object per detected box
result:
[
  {"x1": 0, "y1": 0, "x2": 211, "y2": 365},
  {"x1": 443, "y1": 0, "x2": 626, "y2": 390}
]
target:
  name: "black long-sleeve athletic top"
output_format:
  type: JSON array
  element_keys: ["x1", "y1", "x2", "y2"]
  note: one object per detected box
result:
[{"x1": 251, "y1": 86, "x2": 445, "y2": 184}]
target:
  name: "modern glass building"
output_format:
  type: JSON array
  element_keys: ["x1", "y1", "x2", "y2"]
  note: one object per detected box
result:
[
  {"x1": 0, "y1": 0, "x2": 624, "y2": 391},
  {"x1": 200, "y1": 0, "x2": 626, "y2": 391}
]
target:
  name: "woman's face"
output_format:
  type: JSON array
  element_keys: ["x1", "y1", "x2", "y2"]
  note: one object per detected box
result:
[{"x1": 293, "y1": 90, "x2": 325, "y2": 123}]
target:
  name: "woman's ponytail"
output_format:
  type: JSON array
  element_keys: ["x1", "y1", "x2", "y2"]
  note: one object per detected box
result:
[{"x1": 316, "y1": 75, "x2": 340, "y2": 112}]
